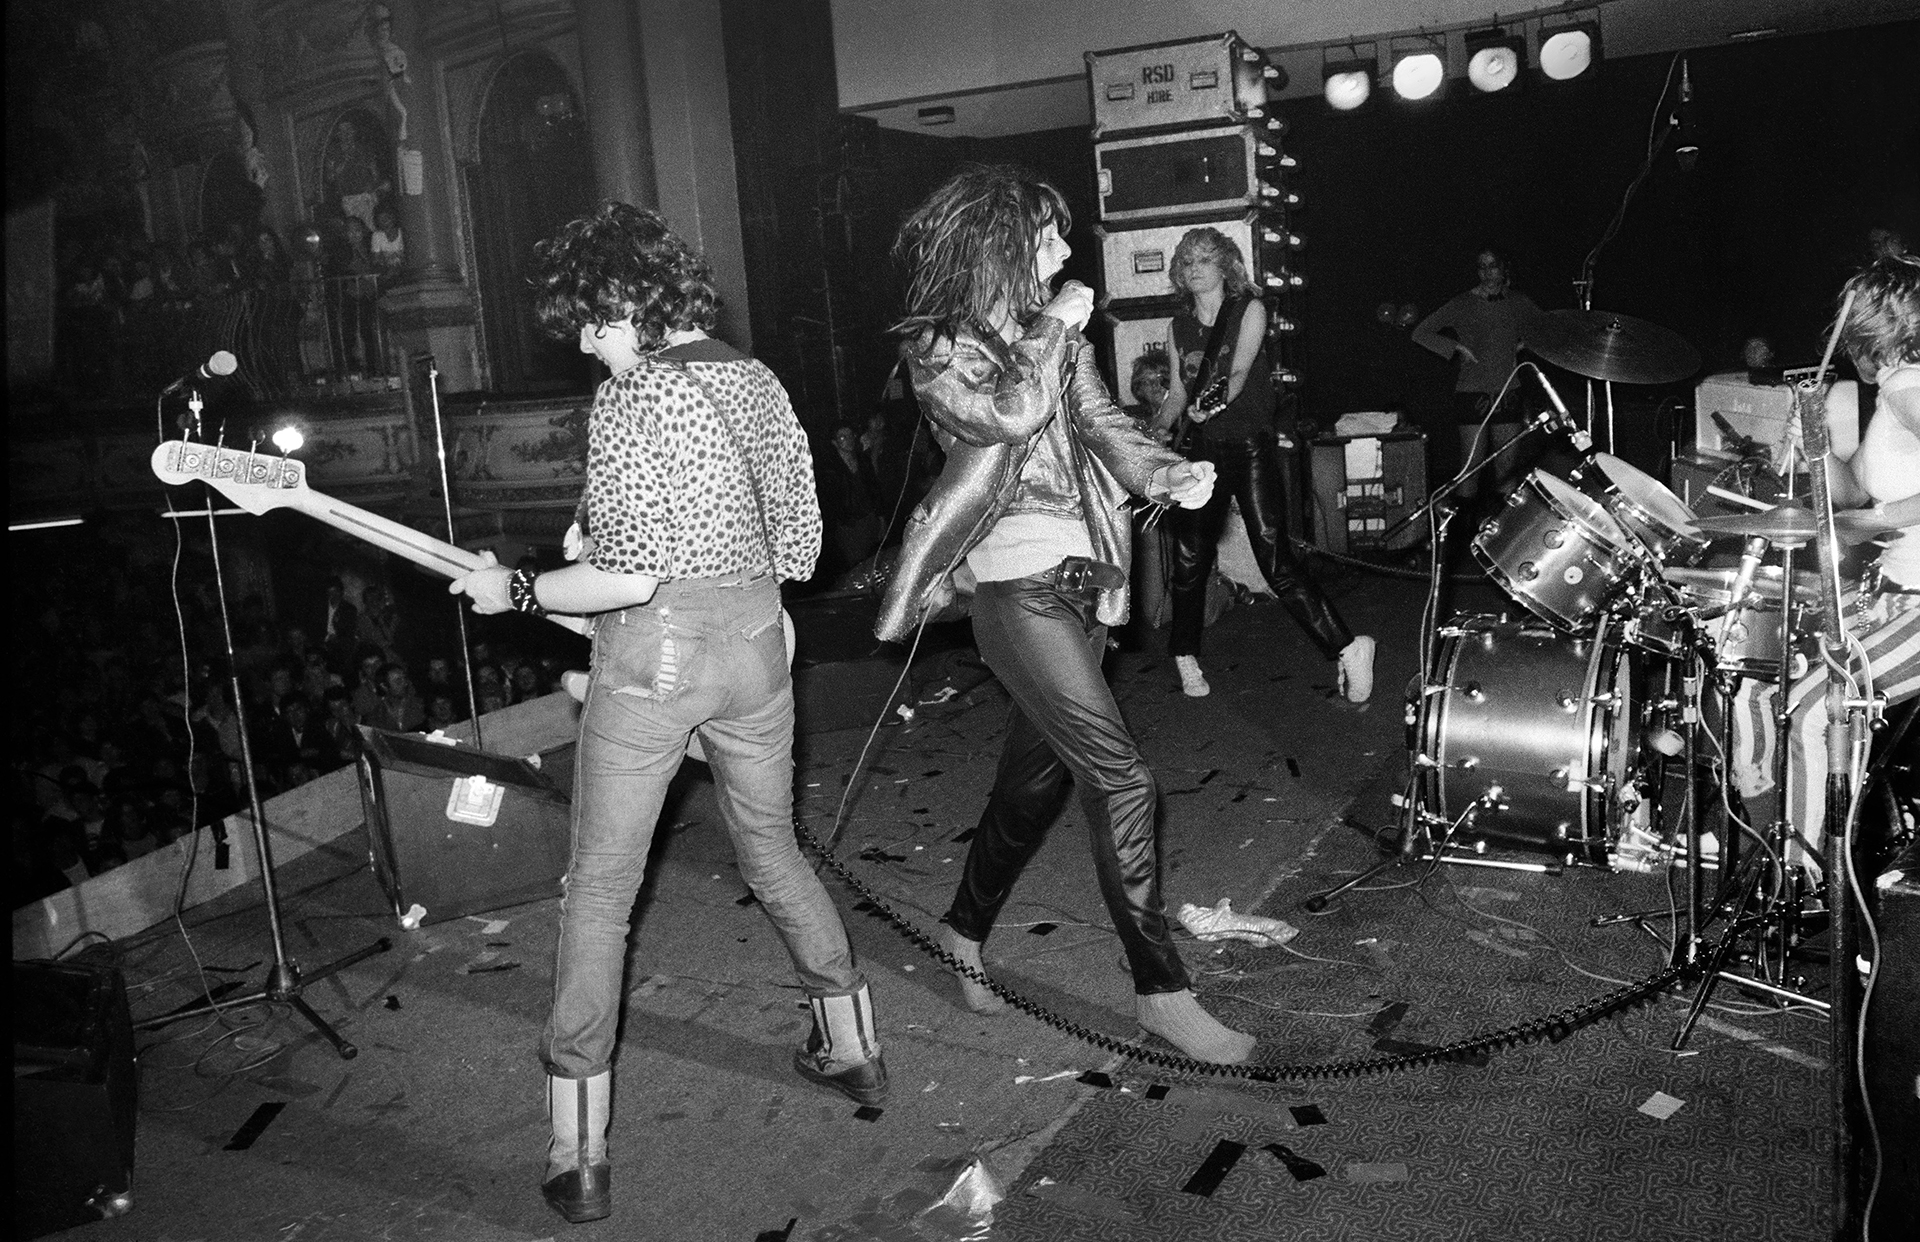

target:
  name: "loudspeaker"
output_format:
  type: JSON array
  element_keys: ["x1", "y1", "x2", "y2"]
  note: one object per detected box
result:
[
  {"x1": 1864, "y1": 882, "x2": 1920, "y2": 1238},
  {"x1": 1094, "y1": 124, "x2": 1286, "y2": 224},
  {"x1": 12, "y1": 952, "x2": 137, "y2": 1239},
  {"x1": 1308, "y1": 430, "x2": 1428, "y2": 554},
  {"x1": 356, "y1": 727, "x2": 571, "y2": 927}
]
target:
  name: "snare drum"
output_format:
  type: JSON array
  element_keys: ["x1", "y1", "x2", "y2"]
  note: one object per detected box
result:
[
  {"x1": 1472, "y1": 471, "x2": 1636, "y2": 631},
  {"x1": 1591, "y1": 454, "x2": 1708, "y2": 567},
  {"x1": 1409, "y1": 615, "x2": 1643, "y2": 864}
]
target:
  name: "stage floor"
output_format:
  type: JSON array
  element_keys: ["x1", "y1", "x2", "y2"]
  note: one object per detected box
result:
[{"x1": 40, "y1": 570, "x2": 1839, "y2": 1242}]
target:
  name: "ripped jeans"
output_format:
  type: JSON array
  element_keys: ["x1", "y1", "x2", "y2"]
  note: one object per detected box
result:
[{"x1": 542, "y1": 572, "x2": 865, "y2": 1079}]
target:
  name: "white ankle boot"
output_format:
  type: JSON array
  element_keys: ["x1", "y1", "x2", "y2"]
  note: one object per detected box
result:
[
  {"x1": 1175, "y1": 655, "x2": 1210, "y2": 697},
  {"x1": 794, "y1": 983, "x2": 889, "y2": 1105},
  {"x1": 543, "y1": 1072, "x2": 611, "y2": 1223}
]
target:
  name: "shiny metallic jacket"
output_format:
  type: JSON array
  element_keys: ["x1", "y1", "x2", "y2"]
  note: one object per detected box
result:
[{"x1": 874, "y1": 316, "x2": 1184, "y2": 642}]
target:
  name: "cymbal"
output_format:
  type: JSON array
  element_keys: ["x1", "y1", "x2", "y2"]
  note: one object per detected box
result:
[
  {"x1": 1692, "y1": 504, "x2": 1821, "y2": 541},
  {"x1": 1525, "y1": 309, "x2": 1702, "y2": 385},
  {"x1": 1831, "y1": 506, "x2": 1912, "y2": 536}
]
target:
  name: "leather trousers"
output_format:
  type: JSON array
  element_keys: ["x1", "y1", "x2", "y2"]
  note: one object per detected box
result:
[
  {"x1": 1169, "y1": 435, "x2": 1353, "y2": 661},
  {"x1": 944, "y1": 576, "x2": 1190, "y2": 994}
]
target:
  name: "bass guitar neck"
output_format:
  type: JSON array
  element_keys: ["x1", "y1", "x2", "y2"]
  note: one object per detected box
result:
[{"x1": 150, "y1": 440, "x2": 589, "y2": 637}]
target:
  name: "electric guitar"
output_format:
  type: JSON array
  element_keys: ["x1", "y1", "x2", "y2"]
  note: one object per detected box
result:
[
  {"x1": 150, "y1": 441, "x2": 797, "y2": 725},
  {"x1": 1170, "y1": 375, "x2": 1228, "y2": 455}
]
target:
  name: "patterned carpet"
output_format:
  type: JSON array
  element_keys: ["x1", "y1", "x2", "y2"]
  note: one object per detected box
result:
[{"x1": 980, "y1": 772, "x2": 1837, "y2": 1242}]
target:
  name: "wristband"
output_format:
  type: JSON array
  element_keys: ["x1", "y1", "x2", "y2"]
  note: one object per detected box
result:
[{"x1": 507, "y1": 568, "x2": 548, "y2": 617}]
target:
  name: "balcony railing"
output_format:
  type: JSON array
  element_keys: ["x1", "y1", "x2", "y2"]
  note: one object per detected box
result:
[{"x1": 55, "y1": 274, "x2": 393, "y2": 402}]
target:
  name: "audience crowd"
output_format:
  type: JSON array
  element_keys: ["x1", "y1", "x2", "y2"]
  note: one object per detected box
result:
[{"x1": 11, "y1": 523, "x2": 559, "y2": 912}]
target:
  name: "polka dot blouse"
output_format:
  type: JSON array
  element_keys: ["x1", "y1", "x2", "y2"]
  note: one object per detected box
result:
[{"x1": 582, "y1": 338, "x2": 822, "y2": 584}]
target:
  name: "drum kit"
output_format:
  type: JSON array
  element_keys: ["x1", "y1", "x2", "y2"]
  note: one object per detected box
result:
[{"x1": 1397, "y1": 309, "x2": 1837, "y2": 881}]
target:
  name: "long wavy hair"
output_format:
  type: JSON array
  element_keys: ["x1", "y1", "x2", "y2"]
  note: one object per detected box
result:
[
  {"x1": 1169, "y1": 227, "x2": 1255, "y2": 317},
  {"x1": 531, "y1": 201, "x2": 719, "y2": 349},
  {"x1": 892, "y1": 165, "x2": 1071, "y2": 344},
  {"x1": 1833, "y1": 253, "x2": 1920, "y2": 375}
]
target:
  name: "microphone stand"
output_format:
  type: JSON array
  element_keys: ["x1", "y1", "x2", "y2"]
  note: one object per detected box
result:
[
  {"x1": 417, "y1": 354, "x2": 484, "y2": 747},
  {"x1": 140, "y1": 392, "x2": 391, "y2": 1055}
]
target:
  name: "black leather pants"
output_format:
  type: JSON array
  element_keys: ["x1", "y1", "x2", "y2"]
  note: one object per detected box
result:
[
  {"x1": 943, "y1": 577, "x2": 1190, "y2": 994},
  {"x1": 1169, "y1": 435, "x2": 1354, "y2": 661}
]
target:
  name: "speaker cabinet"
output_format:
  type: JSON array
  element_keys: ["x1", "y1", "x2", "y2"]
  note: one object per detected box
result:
[
  {"x1": 1094, "y1": 124, "x2": 1282, "y2": 224},
  {"x1": 356, "y1": 727, "x2": 572, "y2": 927},
  {"x1": 12, "y1": 952, "x2": 137, "y2": 1239},
  {"x1": 1308, "y1": 431, "x2": 1429, "y2": 554},
  {"x1": 1865, "y1": 882, "x2": 1920, "y2": 1238}
]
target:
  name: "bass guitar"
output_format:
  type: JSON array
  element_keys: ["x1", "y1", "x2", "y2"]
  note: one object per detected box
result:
[
  {"x1": 151, "y1": 440, "x2": 589, "y2": 637},
  {"x1": 150, "y1": 441, "x2": 796, "y2": 738}
]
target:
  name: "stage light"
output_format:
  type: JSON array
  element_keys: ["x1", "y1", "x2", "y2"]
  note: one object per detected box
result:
[
  {"x1": 272, "y1": 426, "x2": 305, "y2": 454},
  {"x1": 1323, "y1": 57, "x2": 1375, "y2": 111},
  {"x1": 1539, "y1": 20, "x2": 1599, "y2": 82},
  {"x1": 9, "y1": 516, "x2": 85, "y2": 532},
  {"x1": 1390, "y1": 40, "x2": 1446, "y2": 102},
  {"x1": 1465, "y1": 28, "x2": 1525, "y2": 93}
]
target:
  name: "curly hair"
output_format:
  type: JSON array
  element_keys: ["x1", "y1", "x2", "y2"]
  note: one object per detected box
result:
[
  {"x1": 892, "y1": 165, "x2": 1071, "y2": 342},
  {"x1": 1169, "y1": 227, "x2": 1255, "y2": 316},
  {"x1": 1834, "y1": 253, "x2": 1920, "y2": 375},
  {"x1": 531, "y1": 201, "x2": 719, "y2": 349}
]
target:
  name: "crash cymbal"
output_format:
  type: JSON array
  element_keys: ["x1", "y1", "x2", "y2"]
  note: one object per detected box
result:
[
  {"x1": 1526, "y1": 309, "x2": 1702, "y2": 385},
  {"x1": 1692, "y1": 504, "x2": 1821, "y2": 541},
  {"x1": 1831, "y1": 506, "x2": 1913, "y2": 536}
]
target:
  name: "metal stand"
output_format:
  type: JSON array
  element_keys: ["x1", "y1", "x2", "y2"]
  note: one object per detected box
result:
[
  {"x1": 416, "y1": 353, "x2": 484, "y2": 746},
  {"x1": 140, "y1": 395, "x2": 391, "y2": 1056}
]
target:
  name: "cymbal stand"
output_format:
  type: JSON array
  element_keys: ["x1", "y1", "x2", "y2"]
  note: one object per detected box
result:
[
  {"x1": 1672, "y1": 479, "x2": 1835, "y2": 1047},
  {"x1": 142, "y1": 396, "x2": 391, "y2": 1056}
]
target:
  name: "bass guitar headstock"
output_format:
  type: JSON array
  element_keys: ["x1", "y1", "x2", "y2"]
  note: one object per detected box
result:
[{"x1": 150, "y1": 441, "x2": 309, "y2": 515}]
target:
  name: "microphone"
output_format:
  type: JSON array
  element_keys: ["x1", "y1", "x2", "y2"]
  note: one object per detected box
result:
[
  {"x1": 1718, "y1": 536, "x2": 1769, "y2": 647},
  {"x1": 1530, "y1": 366, "x2": 1593, "y2": 452},
  {"x1": 1673, "y1": 59, "x2": 1700, "y2": 173},
  {"x1": 163, "y1": 350, "x2": 238, "y2": 395}
]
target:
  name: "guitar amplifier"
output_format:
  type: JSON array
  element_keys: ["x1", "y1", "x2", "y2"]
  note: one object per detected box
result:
[
  {"x1": 1086, "y1": 31, "x2": 1276, "y2": 139},
  {"x1": 1309, "y1": 430, "x2": 1428, "y2": 555},
  {"x1": 1095, "y1": 123, "x2": 1291, "y2": 224},
  {"x1": 1694, "y1": 372, "x2": 1797, "y2": 466},
  {"x1": 13, "y1": 951, "x2": 137, "y2": 1238},
  {"x1": 1097, "y1": 211, "x2": 1296, "y2": 307},
  {"x1": 356, "y1": 727, "x2": 572, "y2": 927}
]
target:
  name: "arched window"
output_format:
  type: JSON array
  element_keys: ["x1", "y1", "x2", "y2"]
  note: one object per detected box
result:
[{"x1": 468, "y1": 54, "x2": 592, "y2": 393}]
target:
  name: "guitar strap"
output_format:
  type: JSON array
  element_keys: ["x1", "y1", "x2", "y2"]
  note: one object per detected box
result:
[
  {"x1": 1175, "y1": 295, "x2": 1249, "y2": 453},
  {"x1": 662, "y1": 358, "x2": 779, "y2": 577},
  {"x1": 1192, "y1": 294, "x2": 1250, "y2": 404}
]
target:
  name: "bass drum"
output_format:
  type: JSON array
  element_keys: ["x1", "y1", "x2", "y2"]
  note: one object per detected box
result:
[{"x1": 1409, "y1": 616, "x2": 1644, "y2": 864}]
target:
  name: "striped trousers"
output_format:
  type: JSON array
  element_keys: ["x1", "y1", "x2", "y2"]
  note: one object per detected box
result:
[{"x1": 1728, "y1": 585, "x2": 1920, "y2": 862}]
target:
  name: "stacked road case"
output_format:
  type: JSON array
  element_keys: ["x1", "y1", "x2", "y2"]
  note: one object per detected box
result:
[{"x1": 1085, "y1": 32, "x2": 1298, "y2": 404}]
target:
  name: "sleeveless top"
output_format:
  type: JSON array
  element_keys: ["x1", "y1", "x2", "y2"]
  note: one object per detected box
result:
[
  {"x1": 1864, "y1": 363, "x2": 1920, "y2": 588},
  {"x1": 1172, "y1": 297, "x2": 1278, "y2": 443}
]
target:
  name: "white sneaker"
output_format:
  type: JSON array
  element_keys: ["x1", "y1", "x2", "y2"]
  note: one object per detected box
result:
[
  {"x1": 1336, "y1": 636, "x2": 1375, "y2": 704},
  {"x1": 1174, "y1": 655, "x2": 1210, "y2": 697}
]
